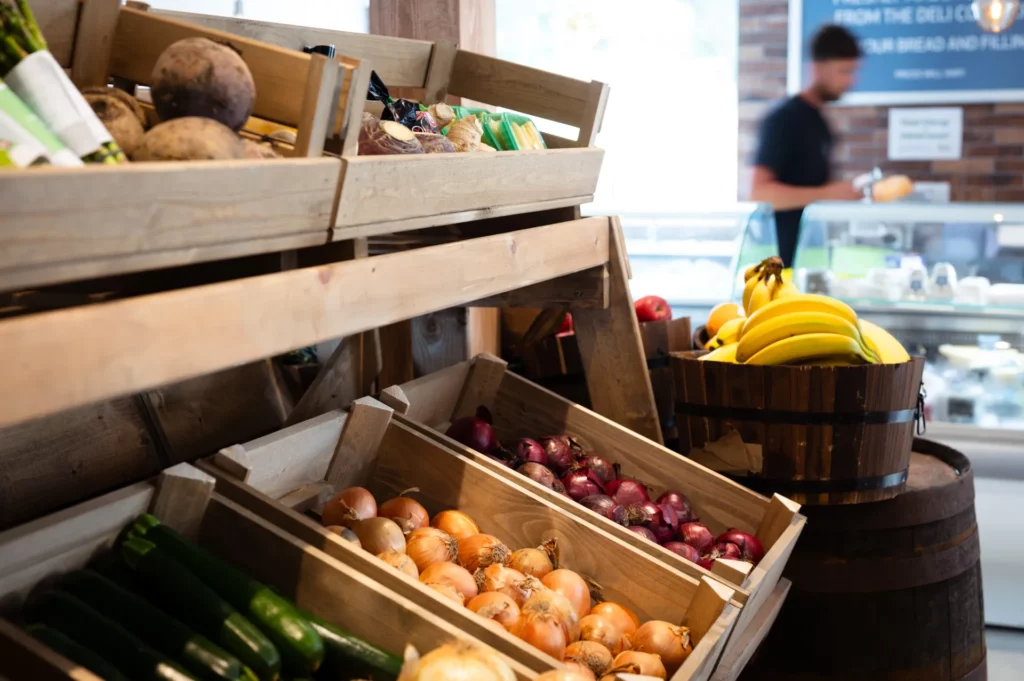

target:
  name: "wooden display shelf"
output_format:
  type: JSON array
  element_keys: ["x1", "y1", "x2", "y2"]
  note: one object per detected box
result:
[
  {"x1": 0, "y1": 463, "x2": 537, "y2": 680},
  {"x1": 381, "y1": 353, "x2": 807, "y2": 681},
  {"x1": 200, "y1": 397, "x2": 739, "y2": 681}
]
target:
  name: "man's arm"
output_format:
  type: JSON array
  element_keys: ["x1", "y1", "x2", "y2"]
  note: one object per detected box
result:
[{"x1": 750, "y1": 166, "x2": 859, "y2": 210}]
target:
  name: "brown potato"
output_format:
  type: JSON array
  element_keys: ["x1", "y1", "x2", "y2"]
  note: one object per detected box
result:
[{"x1": 134, "y1": 117, "x2": 245, "y2": 162}]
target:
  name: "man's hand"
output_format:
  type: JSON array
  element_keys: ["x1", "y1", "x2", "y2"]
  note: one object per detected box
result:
[{"x1": 823, "y1": 181, "x2": 862, "y2": 201}]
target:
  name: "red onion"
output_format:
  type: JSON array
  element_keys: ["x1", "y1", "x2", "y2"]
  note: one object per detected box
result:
[
  {"x1": 579, "y1": 494, "x2": 628, "y2": 526},
  {"x1": 561, "y1": 469, "x2": 607, "y2": 501},
  {"x1": 476, "y1": 405, "x2": 493, "y2": 424},
  {"x1": 627, "y1": 502, "x2": 679, "y2": 544},
  {"x1": 608, "y1": 478, "x2": 650, "y2": 506},
  {"x1": 710, "y1": 541, "x2": 743, "y2": 562},
  {"x1": 626, "y1": 525, "x2": 657, "y2": 542},
  {"x1": 505, "y1": 438, "x2": 547, "y2": 467},
  {"x1": 656, "y1": 490, "x2": 696, "y2": 524},
  {"x1": 716, "y1": 529, "x2": 765, "y2": 564},
  {"x1": 662, "y1": 541, "x2": 701, "y2": 564},
  {"x1": 551, "y1": 478, "x2": 569, "y2": 497},
  {"x1": 678, "y1": 522, "x2": 714, "y2": 554},
  {"x1": 517, "y1": 462, "x2": 559, "y2": 490},
  {"x1": 698, "y1": 556, "x2": 714, "y2": 570},
  {"x1": 538, "y1": 435, "x2": 582, "y2": 474},
  {"x1": 578, "y1": 455, "x2": 618, "y2": 485},
  {"x1": 446, "y1": 416, "x2": 497, "y2": 453}
]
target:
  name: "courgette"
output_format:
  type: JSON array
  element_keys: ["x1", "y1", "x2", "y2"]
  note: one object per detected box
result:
[
  {"x1": 131, "y1": 514, "x2": 324, "y2": 676},
  {"x1": 123, "y1": 535, "x2": 281, "y2": 681},
  {"x1": 57, "y1": 569, "x2": 253, "y2": 681},
  {"x1": 25, "y1": 623, "x2": 131, "y2": 681},
  {"x1": 25, "y1": 591, "x2": 197, "y2": 681},
  {"x1": 296, "y1": 609, "x2": 400, "y2": 681}
]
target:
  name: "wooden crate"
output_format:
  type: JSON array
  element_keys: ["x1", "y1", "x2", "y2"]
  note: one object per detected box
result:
[
  {"x1": 382, "y1": 353, "x2": 807, "y2": 681},
  {"x1": 202, "y1": 397, "x2": 740, "y2": 681},
  {"x1": 0, "y1": 463, "x2": 537, "y2": 681}
]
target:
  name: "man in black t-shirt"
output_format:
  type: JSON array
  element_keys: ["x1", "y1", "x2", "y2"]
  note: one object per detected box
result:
[{"x1": 751, "y1": 25, "x2": 864, "y2": 267}]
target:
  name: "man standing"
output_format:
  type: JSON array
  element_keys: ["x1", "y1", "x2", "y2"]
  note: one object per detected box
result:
[{"x1": 751, "y1": 24, "x2": 864, "y2": 267}]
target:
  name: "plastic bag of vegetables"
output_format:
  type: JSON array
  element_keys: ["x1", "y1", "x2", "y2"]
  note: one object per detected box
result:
[{"x1": 0, "y1": 77, "x2": 81, "y2": 167}]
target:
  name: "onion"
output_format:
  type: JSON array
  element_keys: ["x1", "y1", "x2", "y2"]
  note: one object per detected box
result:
[
  {"x1": 628, "y1": 502, "x2": 678, "y2": 544},
  {"x1": 537, "y1": 665, "x2": 595, "y2": 681},
  {"x1": 542, "y1": 569, "x2": 591, "y2": 620},
  {"x1": 478, "y1": 564, "x2": 537, "y2": 606},
  {"x1": 716, "y1": 529, "x2": 765, "y2": 564},
  {"x1": 517, "y1": 463, "x2": 560, "y2": 491},
  {"x1": 551, "y1": 478, "x2": 571, "y2": 498},
  {"x1": 476, "y1": 405, "x2": 493, "y2": 424},
  {"x1": 510, "y1": 544, "x2": 556, "y2": 579},
  {"x1": 590, "y1": 602, "x2": 640, "y2": 638},
  {"x1": 607, "y1": 479, "x2": 649, "y2": 506},
  {"x1": 324, "y1": 525, "x2": 361, "y2": 548},
  {"x1": 398, "y1": 640, "x2": 516, "y2": 681},
  {"x1": 538, "y1": 435, "x2": 582, "y2": 474},
  {"x1": 420, "y1": 562, "x2": 478, "y2": 602},
  {"x1": 678, "y1": 522, "x2": 714, "y2": 554},
  {"x1": 632, "y1": 621, "x2": 693, "y2": 674},
  {"x1": 446, "y1": 416, "x2": 497, "y2": 453},
  {"x1": 512, "y1": 608, "x2": 567, "y2": 660},
  {"x1": 626, "y1": 525, "x2": 657, "y2": 542},
  {"x1": 565, "y1": 641, "x2": 614, "y2": 678},
  {"x1": 321, "y1": 486, "x2": 377, "y2": 527},
  {"x1": 579, "y1": 495, "x2": 628, "y2": 526},
  {"x1": 578, "y1": 455, "x2": 618, "y2": 485},
  {"x1": 467, "y1": 591, "x2": 522, "y2": 631},
  {"x1": 710, "y1": 541, "x2": 742, "y2": 562},
  {"x1": 656, "y1": 490, "x2": 696, "y2": 524},
  {"x1": 521, "y1": 589, "x2": 580, "y2": 646},
  {"x1": 607, "y1": 650, "x2": 667, "y2": 679},
  {"x1": 561, "y1": 470, "x2": 607, "y2": 502},
  {"x1": 506, "y1": 438, "x2": 547, "y2": 466},
  {"x1": 662, "y1": 541, "x2": 701, "y2": 564},
  {"x1": 458, "y1": 534, "x2": 511, "y2": 573},
  {"x1": 431, "y1": 510, "x2": 480, "y2": 540},
  {"x1": 579, "y1": 614, "x2": 630, "y2": 655},
  {"x1": 351, "y1": 517, "x2": 405, "y2": 555},
  {"x1": 406, "y1": 527, "x2": 458, "y2": 572},
  {"x1": 378, "y1": 490, "x2": 429, "y2": 531},
  {"x1": 424, "y1": 581, "x2": 465, "y2": 606},
  {"x1": 377, "y1": 550, "x2": 418, "y2": 578}
]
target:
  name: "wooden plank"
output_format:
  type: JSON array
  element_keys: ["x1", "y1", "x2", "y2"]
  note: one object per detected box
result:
[
  {"x1": 411, "y1": 310, "x2": 470, "y2": 376},
  {"x1": 576, "y1": 81, "x2": 612, "y2": 147},
  {"x1": 32, "y1": 0, "x2": 80, "y2": 68},
  {"x1": 468, "y1": 266, "x2": 609, "y2": 309},
  {"x1": 150, "y1": 463, "x2": 215, "y2": 540},
  {"x1": 284, "y1": 335, "x2": 364, "y2": 427},
  {"x1": 0, "y1": 218, "x2": 610, "y2": 428},
  {"x1": 423, "y1": 40, "x2": 458, "y2": 104},
  {"x1": 573, "y1": 218, "x2": 663, "y2": 443},
  {"x1": 70, "y1": 0, "x2": 122, "y2": 88},
  {"x1": 291, "y1": 54, "x2": 340, "y2": 158},
  {"x1": 378, "y1": 322, "x2": 416, "y2": 387},
  {"x1": 326, "y1": 397, "x2": 393, "y2": 490},
  {"x1": 712, "y1": 559, "x2": 753, "y2": 586},
  {"x1": 382, "y1": 361, "x2": 472, "y2": 425},
  {"x1": 0, "y1": 159, "x2": 339, "y2": 273},
  {"x1": 466, "y1": 307, "x2": 501, "y2": 359},
  {"x1": 341, "y1": 64, "x2": 373, "y2": 156},
  {"x1": 276, "y1": 481, "x2": 333, "y2": 512},
  {"x1": 333, "y1": 149, "x2": 603, "y2": 229},
  {"x1": 451, "y1": 353, "x2": 507, "y2": 421},
  {"x1": 379, "y1": 385, "x2": 412, "y2": 415},
  {"x1": 710, "y1": 579, "x2": 791, "y2": 681},
  {"x1": 0, "y1": 620, "x2": 105, "y2": 681}
]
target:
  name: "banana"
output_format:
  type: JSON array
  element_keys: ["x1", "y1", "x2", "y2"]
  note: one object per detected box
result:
[
  {"x1": 746, "y1": 274, "x2": 779, "y2": 315},
  {"x1": 746, "y1": 333, "x2": 874, "y2": 366},
  {"x1": 743, "y1": 262, "x2": 764, "y2": 282},
  {"x1": 735, "y1": 311, "x2": 865, "y2": 363},
  {"x1": 773, "y1": 281, "x2": 801, "y2": 300},
  {"x1": 859, "y1": 319, "x2": 910, "y2": 363},
  {"x1": 711, "y1": 317, "x2": 745, "y2": 347},
  {"x1": 741, "y1": 293, "x2": 858, "y2": 337},
  {"x1": 742, "y1": 272, "x2": 761, "y2": 312},
  {"x1": 700, "y1": 343, "x2": 739, "y2": 363}
]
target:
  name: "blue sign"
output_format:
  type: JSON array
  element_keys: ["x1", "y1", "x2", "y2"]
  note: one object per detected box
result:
[{"x1": 789, "y1": 0, "x2": 1024, "y2": 105}]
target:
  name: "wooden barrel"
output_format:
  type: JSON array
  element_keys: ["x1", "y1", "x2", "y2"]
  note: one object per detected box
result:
[
  {"x1": 744, "y1": 438, "x2": 986, "y2": 680},
  {"x1": 672, "y1": 354, "x2": 926, "y2": 504},
  {"x1": 693, "y1": 324, "x2": 710, "y2": 350}
]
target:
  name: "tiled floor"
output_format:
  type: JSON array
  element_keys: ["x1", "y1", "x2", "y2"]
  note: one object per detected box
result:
[{"x1": 989, "y1": 628, "x2": 1024, "y2": 680}]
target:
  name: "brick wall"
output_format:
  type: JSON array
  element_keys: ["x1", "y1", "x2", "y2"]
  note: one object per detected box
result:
[{"x1": 737, "y1": 0, "x2": 1024, "y2": 202}]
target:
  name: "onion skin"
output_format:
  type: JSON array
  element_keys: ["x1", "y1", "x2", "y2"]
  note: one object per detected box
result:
[
  {"x1": 512, "y1": 609, "x2": 568, "y2": 660},
  {"x1": 478, "y1": 564, "x2": 536, "y2": 606},
  {"x1": 538, "y1": 665, "x2": 596, "y2": 681},
  {"x1": 578, "y1": 455, "x2": 618, "y2": 485},
  {"x1": 446, "y1": 416, "x2": 497, "y2": 453},
  {"x1": 565, "y1": 641, "x2": 614, "y2": 678},
  {"x1": 538, "y1": 435, "x2": 581, "y2": 474},
  {"x1": 561, "y1": 469, "x2": 607, "y2": 502},
  {"x1": 406, "y1": 527, "x2": 458, "y2": 572},
  {"x1": 517, "y1": 463, "x2": 560, "y2": 491},
  {"x1": 401, "y1": 640, "x2": 517, "y2": 681},
  {"x1": 656, "y1": 490, "x2": 696, "y2": 524},
  {"x1": 377, "y1": 550, "x2": 419, "y2": 578},
  {"x1": 431, "y1": 509, "x2": 480, "y2": 540},
  {"x1": 542, "y1": 569, "x2": 591, "y2": 620},
  {"x1": 579, "y1": 495, "x2": 628, "y2": 526},
  {"x1": 579, "y1": 614, "x2": 630, "y2": 654},
  {"x1": 642, "y1": 503, "x2": 680, "y2": 545},
  {"x1": 510, "y1": 547, "x2": 554, "y2": 579},
  {"x1": 626, "y1": 525, "x2": 657, "y2": 542},
  {"x1": 420, "y1": 562, "x2": 478, "y2": 602},
  {"x1": 590, "y1": 602, "x2": 640, "y2": 637},
  {"x1": 424, "y1": 581, "x2": 465, "y2": 606},
  {"x1": 522, "y1": 590, "x2": 581, "y2": 643},
  {"x1": 678, "y1": 522, "x2": 715, "y2": 554},
  {"x1": 351, "y1": 517, "x2": 406, "y2": 555},
  {"x1": 607, "y1": 479, "x2": 650, "y2": 506},
  {"x1": 506, "y1": 438, "x2": 547, "y2": 467},
  {"x1": 711, "y1": 541, "x2": 743, "y2": 561},
  {"x1": 662, "y1": 541, "x2": 702, "y2": 564},
  {"x1": 632, "y1": 621, "x2": 693, "y2": 674},
  {"x1": 324, "y1": 525, "x2": 361, "y2": 548},
  {"x1": 716, "y1": 529, "x2": 765, "y2": 564},
  {"x1": 322, "y1": 486, "x2": 377, "y2": 527},
  {"x1": 378, "y1": 495, "x2": 429, "y2": 531},
  {"x1": 607, "y1": 650, "x2": 667, "y2": 679},
  {"x1": 458, "y1": 534, "x2": 511, "y2": 573},
  {"x1": 467, "y1": 591, "x2": 522, "y2": 632}
]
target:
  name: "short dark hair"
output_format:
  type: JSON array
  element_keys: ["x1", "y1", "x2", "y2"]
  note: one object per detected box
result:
[{"x1": 811, "y1": 25, "x2": 862, "y2": 62}]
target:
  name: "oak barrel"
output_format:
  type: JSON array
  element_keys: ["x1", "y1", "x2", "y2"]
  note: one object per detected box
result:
[
  {"x1": 672, "y1": 354, "x2": 926, "y2": 504},
  {"x1": 744, "y1": 437, "x2": 986, "y2": 680}
]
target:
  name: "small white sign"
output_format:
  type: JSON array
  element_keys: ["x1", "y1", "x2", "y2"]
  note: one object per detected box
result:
[
  {"x1": 913, "y1": 181, "x2": 952, "y2": 204},
  {"x1": 888, "y1": 107, "x2": 963, "y2": 161}
]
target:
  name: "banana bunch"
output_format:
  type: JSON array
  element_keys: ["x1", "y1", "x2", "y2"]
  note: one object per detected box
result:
[{"x1": 701, "y1": 258, "x2": 911, "y2": 366}]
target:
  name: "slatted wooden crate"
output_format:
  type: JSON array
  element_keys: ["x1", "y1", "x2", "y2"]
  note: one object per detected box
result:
[
  {"x1": 0, "y1": 463, "x2": 537, "y2": 680},
  {"x1": 382, "y1": 353, "x2": 806, "y2": 681},
  {"x1": 202, "y1": 396, "x2": 740, "y2": 681}
]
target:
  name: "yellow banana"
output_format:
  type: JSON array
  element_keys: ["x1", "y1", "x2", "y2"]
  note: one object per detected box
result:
[
  {"x1": 746, "y1": 274, "x2": 779, "y2": 315},
  {"x1": 735, "y1": 311, "x2": 864, "y2": 363},
  {"x1": 742, "y1": 273, "x2": 761, "y2": 312},
  {"x1": 745, "y1": 333, "x2": 874, "y2": 366},
  {"x1": 700, "y1": 343, "x2": 739, "y2": 362},
  {"x1": 710, "y1": 317, "x2": 745, "y2": 347},
  {"x1": 859, "y1": 319, "x2": 910, "y2": 363},
  {"x1": 743, "y1": 262, "x2": 764, "y2": 282},
  {"x1": 773, "y1": 281, "x2": 801, "y2": 300},
  {"x1": 741, "y1": 293, "x2": 858, "y2": 337}
]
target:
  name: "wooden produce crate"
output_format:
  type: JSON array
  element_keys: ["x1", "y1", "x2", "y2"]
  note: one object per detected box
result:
[
  {"x1": 0, "y1": 463, "x2": 538, "y2": 680},
  {"x1": 382, "y1": 353, "x2": 806, "y2": 681},
  {"x1": 202, "y1": 397, "x2": 740, "y2": 681}
]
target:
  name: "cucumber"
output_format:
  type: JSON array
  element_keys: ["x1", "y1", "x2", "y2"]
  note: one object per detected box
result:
[
  {"x1": 57, "y1": 569, "x2": 251, "y2": 681},
  {"x1": 123, "y1": 536, "x2": 281, "y2": 681},
  {"x1": 297, "y1": 609, "x2": 400, "y2": 681},
  {"x1": 25, "y1": 591, "x2": 198, "y2": 681},
  {"x1": 131, "y1": 515, "x2": 324, "y2": 676},
  {"x1": 25, "y1": 623, "x2": 131, "y2": 681}
]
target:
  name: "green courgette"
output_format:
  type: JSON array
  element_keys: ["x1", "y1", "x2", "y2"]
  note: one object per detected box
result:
[
  {"x1": 296, "y1": 609, "x2": 400, "y2": 681},
  {"x1": 57, "y1": 569, "x2": 253, "y2": 681},
  {"x1": 25, "y1": 623, "x2": 131, "y2": 681},
  {"x1": 25, "y1": 591, "x2": 198, "y2": 681},
  {"x1": 123, "y1": 536, "x2": 281, "y2": 681},
  {"x1": 131, "y1": 514, "x2": 324, "y2": 676}
]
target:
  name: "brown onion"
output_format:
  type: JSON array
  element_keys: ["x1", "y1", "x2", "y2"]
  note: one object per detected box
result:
[
  {"x1": 565, "y1": 641, "x2": 613, "y2": 677},
  {"x1": 350, "y1": 517, "x2": 405, "y2": 555},
  {"x1": 420, "y1": 561, "x2": 478, "y2": 602},
  {"x1": 590, "y1": 602, "x2": 639, "y2": 638},
  {"x1": 545, "y1": 663, "x2": 596, "y2": 681},
  {"x1": 322, "y1": 486, "x2": 376, "y2": 527},
  {"x1": 632, "y1": 621, "x2": 692, "y2": 674},
  {"x1": 509, "y1": 541, "x2": 556, "y2": 579},
  {"x1": 431, "y1": 509, "x2": 480, "y2": 540},
  {"x1": 406, "y1": 527, "x2": 458, "y2": 572},
  {"x1": 467, "y1": 591, "x2": 521, "y2": 631},
  {"x1": 579, "y1": 614, "x2": 630, "y2": 655},
  {"x1": 542, "y1": 569, "x2": 591, "y2": 620},
  {"x1": 324, "y1": 525, "x2": 361, "y2": 548},
  {"x1": 512, "y1": 608, "x2": 567, "y2": 660},
  {"x1": 378, "y1": 490, "x2": 429, "y2": 531},
  {"x1": 478, "y1": 564, "x2": 536, "y2": 605},
  {"x1": 423, "y1": 581, "x2": 465, "y2": 606},
  {"x1": 458, "y1": 534, "x2": 511, "y2": 573},
  {"x1": 401, "y1": 640, "x2": 516, "y2": 681},
  {"x1": 608, "y1": 650, "x2": 667, "y2": 679},
  {"x1": 377, "y1": 550, "x2": 418, "y2": 578},
  {"x1": 522, "y1": 589, "x2": 580, "y2": 643}
]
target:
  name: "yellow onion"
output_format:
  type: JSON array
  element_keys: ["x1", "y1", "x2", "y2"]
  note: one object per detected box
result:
[
  {"x1": 632, "y1": 621, "x2": 692, "y2": 674},
  {"x1": 590, "y1": 602, "x2": 639, "y2": 639},
  {"x1": 509, "y1": 538, "x2": 558, "y2": 578},
  {"x1": 397, "y1": 641, "x2": 515, "y2": 681},
  {"x1": 324, "y1": 525, "x2": 361, "y2": 548},
  {"x1": 579, "y1": 614, "x2": 630, "y2": 655},
  {"x1": 538, "y1": 664, "x2": 595, "y2": 681},
  {"x1": 478, "y1": 564, "x2": 536, "y2": 606},
  {"x1": 420, "y1": 561, "x2": 478, "y2": 602},
  {"x1": 542, "y1": 569, "x2": 591, "y2": 620},
  {"x1": 458, "y1": 534, "x2": 511, "y2": 573},
  {"x1": 467, "y1": 592, "x2": 521, "y2": 631},
  {"x1": 522, "y1": 589, "x2": 580, "y2": 643},
  {"x1": 322, "y1": 486, "x2": 376, "y2": 527},
  {"x1": 406, "y1": 527, "x2": 458, "y2": 572},
  {"x1": 379, "y1": 489, "x2": 430, "y2": 531},
  {"x1": 606, "y1": 651, "x2": 667, "y2": 679},
  {"x1": 377, "y1": 550, "x2": 418, "y2": 579},
  {"x1": 423, "y1": 581, "x2": 465, "y2": 606},
  {"x1": 351, "y1": 517, "x2": 406, "y2": 555},
  {"x1": 511, "y1": 608, "x2": 567, "y2": 660},
  {"x1": 431, "y1": 509, "x2": 480, "y2": 540},
  {"x1": 564, "y1": 641, "x2": 613, "y2": 678}
]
